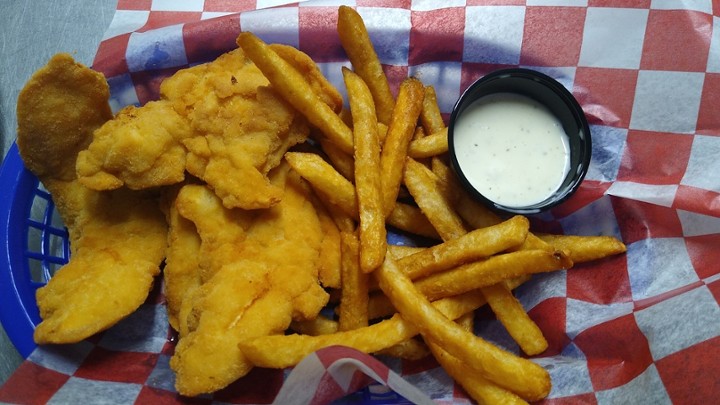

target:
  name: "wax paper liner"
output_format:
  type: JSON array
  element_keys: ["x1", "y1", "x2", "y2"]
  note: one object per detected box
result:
[{"x1": 1, "y1": 1, "x2": 720, "y2": 404}]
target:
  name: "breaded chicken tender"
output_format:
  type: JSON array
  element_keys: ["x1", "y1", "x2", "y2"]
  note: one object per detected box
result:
[
  {"x1": 168, "y1": 164, "x2": 328, "y2": 396},
  {"x1": 76, "y1": 47, "x2": 338, "y2": 210},
  {"x1": 16, "y1": 53, "x2": 168, "y2": 344}
]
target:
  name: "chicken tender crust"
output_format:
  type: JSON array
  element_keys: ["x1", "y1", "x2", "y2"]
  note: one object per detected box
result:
[{"x1": 16, "y1": 54, "x2": 167, "y2": 344}]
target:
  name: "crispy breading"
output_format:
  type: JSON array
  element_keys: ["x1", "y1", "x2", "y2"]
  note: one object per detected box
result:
[
  {"x1": 76, "y1": 48, "x2": 313, "y2": 210},
  {"x1": 169, "y1": 164, "x2": 328, "y2": 396},
  {"x1": 16, "y1": 53, "x2": 167, "y2": 344}
]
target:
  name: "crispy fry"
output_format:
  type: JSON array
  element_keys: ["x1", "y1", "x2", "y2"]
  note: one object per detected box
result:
[
  {"x1": 368, "y1": 273, "x2": 532, "y2": 320},
  {"x1": 315, "y1": 200, "x2": 342, "y2": 289},
  {"x1": 428, "y1": 340, "x2": 528, "y2": 405},
  {"x1": 375, "y1": 255, "x2": 551, "y2": 401},
  {"x1": 396, "y1": 215, "x2": 529, "y2": 280},
  {"x1": 482, "y1": 283, "x2": 548, "y2": 356},
  {"x1": 338, "y1": 231, "x2": 370, "y2": 331},
  {"x1": 386, "y1": 203, "x2": 441, "y2": 240},
  {"x1": 377, "y1": 338, "x2": 430, "y2": 361},
  {"x1": 538, "y1": 234, "x2": 627, "y2": 263},
  {"x1": 408, "y1": 128, "x2": 448, "y2": 158},
  {"x1": 286, "y1": 151, "x2": 438, "y2": 238},
  {"x1": 319, "y1": 137, "x2": 355, "y2": 181},
  {"x1": 239, "y1": 290, "x2": 488, "y2": 369},
  {"x1": 290, "y1": 315, "x2": 339, "y2": 336},
  {"x1": 381, "y1": 78, "x2": 425, "y2": 216},
  {"x1": 344, "y1": 67, "x2": 386, "y2": 272},
  {"x1": 415, "y1": 249, "x2": 572, "y2": 302},
  {"x1": 237, "y1": 32, "x2": 354, "y2": 153},
  {"x1": 404, "y1": 157, "x2": 467, "y2": 240},
  {"x1": 431, "y1": 157, "x2": 502, "y2": 230},
  {"x1": 285, "y1": 151, "x2": 358, "y2": 217},
  {"x1": 388, "y1": 244, "x2": 426, "y2": 259},
  {"x1": 337, "y1": 5, "x2": 395, "y2": 125},
  {"x1": 420, "y1": 85, "x2": 445, "y2": 135}
]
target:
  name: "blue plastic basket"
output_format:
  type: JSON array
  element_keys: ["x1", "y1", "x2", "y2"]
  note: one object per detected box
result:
[
  {"x1": 0, "y1": 143, "x2": 70, "y2": 357},
  {"x1": 0, "y1": 143, "x2": 417, "y2": 403}
]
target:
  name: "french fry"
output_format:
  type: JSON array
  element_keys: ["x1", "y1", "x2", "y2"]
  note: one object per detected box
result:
[
  {"x1": 338, "y1": 231, "x2": 370, "y2": 331},
  {"x1": 404, "y1": 157, "x2": 467, "y2": 240},
  {"x1": 315, "y1": 201, "x2": 342, "y2": 289},
  {"x1": 388, "y1": 244, "x2": 426, "y2": 259},
  {"x1": 386, "y1": 202, "x2": 440, "y2": 240},
  {"x1": 377, "y1": 338, "x2": 430, "y2": 361},
  {"x1": 374, "y1": 255, "x2": 551, "y2": 401},
  {"x1": 380, "y1": 78, "x2": 425, "y2": 216},
  {"x1": 237, "y1": 32, "x2": 354, "y2": 154},
  {"x1": 427, "y1": 310, "x2": 529, "y2": 405},
  {"x1": 319, "y1": 137, "x2": 355, "y2": 181},
  {"x1": 415, "y1": 249, "x2": 572, "y2": 302},
  {"x1": 408, "y1": 128, "x2": 448, "y2": 159},
  {"x1": 430, "y1": 157, "x2": 502, "y2": 230},
  {"x1": 427, "y1": 341, "x2": 529, "y2": 405},
  {"x1": 286, "y1": 151, "x2": 438, "y2": 239},
  {"x1": 482, "y1": 282, "x2": 548, "y2": 356},
  {"x1": 285, "y1": 152, "x2": 358, "y2": 217},
  {"x1": 538, "y1": 234, "x2": 627, "y2": 263},
  {"x1": 420, "y1": 85, "x2": 445, "y2": 135},
  {"x1": 290, "y1": 315, "x2": 339, "y2": 336},
  {"x1": 368, "y1": 273, "x2": 533, "y2": 320},
  {"x1": 343, "y1": 67, "x2": 386, "y2": 272},
  {"x1": 396, "y1": 215, "x2": 529, "y2": 280},
  {"x1": 269, "y1": 43, "x2": 344, "y2": 114},
  {"x1": 337, "y1": 5, "x2": 395, "y2": 125},
  {"x1": 239, "y1": 289, "x2": 488, "y2": 369}
]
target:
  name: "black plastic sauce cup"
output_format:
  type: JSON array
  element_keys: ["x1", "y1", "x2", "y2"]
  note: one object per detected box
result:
[{"x1": 448, "y1": 68, "x2": 592, "y2": 215}]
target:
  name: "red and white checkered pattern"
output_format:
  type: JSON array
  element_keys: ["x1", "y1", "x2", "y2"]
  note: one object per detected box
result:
[{"x1": 2, "y1": 0, "x2": 720, "y2": 403}]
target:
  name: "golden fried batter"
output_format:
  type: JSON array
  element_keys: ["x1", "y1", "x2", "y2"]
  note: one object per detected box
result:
[
  {"x1": 168, "y1": 164, "x2": 328, "y2": 396},
  {"x1": 77, "y1": 48, "x2": 314, "y2": 210},
  {"x1": 17, "y1": 53, "x2": 168, "y2": 344}
]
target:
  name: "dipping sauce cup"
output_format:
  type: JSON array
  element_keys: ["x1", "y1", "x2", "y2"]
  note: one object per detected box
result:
[{"x1": 448, "y1": 68, "x2": 591, "y2": 215}]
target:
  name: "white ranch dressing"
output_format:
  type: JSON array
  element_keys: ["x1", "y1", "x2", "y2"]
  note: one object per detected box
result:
[{"x1": 453, "y1": 92, "x2": 570, "y2": 207}]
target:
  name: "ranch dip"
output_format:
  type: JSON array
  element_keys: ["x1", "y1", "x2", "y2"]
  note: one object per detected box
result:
[{"x1": 453, "y1": 92, "x2": 570, "y2": 208}]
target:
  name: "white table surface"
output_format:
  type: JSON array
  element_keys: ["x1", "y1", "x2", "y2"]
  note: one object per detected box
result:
[{"x1": 0, "y1": 0, "x2": 116, "y2": 385}]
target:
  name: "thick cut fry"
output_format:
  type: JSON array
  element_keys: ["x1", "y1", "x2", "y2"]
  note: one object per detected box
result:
[
  {"x1": 380, "y1": 78, "x2": 425, "y2": 216},
  {"x1": 377, "y1": 338, "x2": 430, "y2": 360},
  {"x1": 239, "y1": 290, "x2": 488, "y2": 369},
  {"x1": 237, "y1": 32, "x2": 354, "y2": 153},
  {"x1": 319, "y1": 137, "x2": 355, "y2": 181},
  {"x1": 420, "y1": 85, "x2": 445, "y2": 135},
  {"x1": 337, "y1": 5, "x2": 395, "y2": 125},
  {"x1": 290, "y1": 315, "x2": 339, "y2": 336},
  {"x1": 338, "y1": 231, "x2": 370, "y2": 331},
  {"x1": 344, "y1": 68, "x2": 386, "y2": 272},
  {"x1": 538, "y1": 234, "x2": 627, "y2": 263},
  {"x1": 396, "y1": 216, "x2": 529, "y2": 280},
  {"x1": 315, "y1": 200, "x2": 342, "y2": 289},
  {"x1": 427, "y1": 312, "x2": 529, "y2": 405},
  {"x1": 368, "y1": 273, "x2": 532, "y2": 320},
  {"x1": 286, "y1": 151, "x2": 438, "y2": 238},
  {"x1": 285, "y1": 152, "x2": 358, "y2": 216},
  {"x1": 482, "y1": 283, "x2": 548, "y2": 356},
  {"x1": 388, "y1": 244, "x2": 426, "y2": 259},
  {"x1": 386, "y1": 203, "x2": 441, "y2": 240},
  {"x1": 415, "y1": 249, "x2": 572, "y2": 302},
  {"x1": 374, "y1": 255, "x2": 551, "y2": 401},
  {"x1": 404, "y1": 157, "x2": 467, "y2": 240},
  {"x1": 431, "y1": 157, "x2": 502, "y2": 230},
  {"x1": 428, "y1": 341, "x2": 528, "y2": 405},
  {"x1": 408, "y1": 128, "x2": 448, "y2": 158}
]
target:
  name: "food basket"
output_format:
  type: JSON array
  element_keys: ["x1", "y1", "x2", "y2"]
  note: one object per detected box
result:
[
  {"x1": 0, "y1": 143, "x2": 68, "y2": 357},
  {"x1": 1, "y1": 1, "x2": 719, "y2": 403}
]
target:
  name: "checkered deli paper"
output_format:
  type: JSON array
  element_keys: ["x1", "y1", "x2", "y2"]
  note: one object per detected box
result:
[{"x1": 1, "y1": 0, "x2": 720, "y2": 404}]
